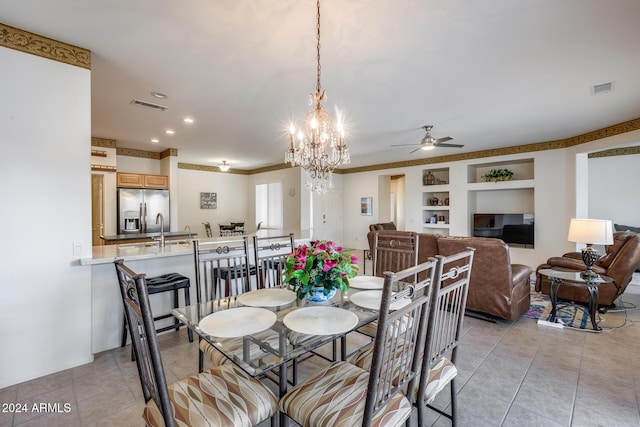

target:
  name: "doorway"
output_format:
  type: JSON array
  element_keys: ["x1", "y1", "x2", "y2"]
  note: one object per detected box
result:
[{"x1": 91, "y1": 174, "x2": 104, "y2": 246}]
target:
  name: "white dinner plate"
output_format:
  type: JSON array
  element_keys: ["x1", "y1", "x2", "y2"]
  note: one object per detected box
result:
[
  {"x1": 283, "y1": 306, "x2": 359, "y2": 336},
  {"x1": 198, "y1": 307, "x2": 277, "y2": 338},
  {"x1": 350, "y1": 290, "x2": 411, "y2": 311},
  {"x1": 348, "y1": 275, "x2": 384, "y2": 290},
  {"x1": 236, "y1": 288, "x2": 297, "y2": 308}
]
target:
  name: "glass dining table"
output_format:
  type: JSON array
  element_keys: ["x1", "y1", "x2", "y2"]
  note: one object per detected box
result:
[{"x1": 171, "y1": 277, "x2": 387, "y2": 400}]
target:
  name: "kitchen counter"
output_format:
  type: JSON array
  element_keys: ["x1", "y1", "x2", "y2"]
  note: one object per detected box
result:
[
  {"x1": 83, "y1": 229, "x2": 312, "y2": 353},
  {"x1": 100, "y1": 231, "x2": 194, "y2": 243},
  {"x1": 81, "y1": 229, "x2": 313, "y2": 266}
]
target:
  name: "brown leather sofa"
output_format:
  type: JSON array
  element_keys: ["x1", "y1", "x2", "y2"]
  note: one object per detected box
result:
[
  {"x1": 535, "y1": 231, "x2": 640, "y2": 308},
  {"x1": 367, "y1": 231, "x2": 533, "y2": 320},
  {"x1": 368, "y1": 222, "x2": 397, "y2": 232}
]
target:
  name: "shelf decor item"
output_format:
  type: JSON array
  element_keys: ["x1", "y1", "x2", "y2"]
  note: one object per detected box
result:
[
  {"x1": 424, "y1": 171, "x2": 436, "y2": 185},
  {"x1": 482, "y1": 168, "x2": 514, "y2": 182},
  {"x1": 283, "y1": 240, "x2": 359, "y2": 302}
]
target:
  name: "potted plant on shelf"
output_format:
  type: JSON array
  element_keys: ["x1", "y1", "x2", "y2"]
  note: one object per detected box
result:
[
  {"x1": 482, "y1": 168, "x2": 514, "y2": 182},
  {"x1": 283, "y1": 240, "x2": 359, "y2": 302}
]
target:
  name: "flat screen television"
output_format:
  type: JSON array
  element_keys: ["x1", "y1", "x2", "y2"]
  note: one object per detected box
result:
[{"x1": 473, "y1": 213, "x2": 534, "y2": 246}]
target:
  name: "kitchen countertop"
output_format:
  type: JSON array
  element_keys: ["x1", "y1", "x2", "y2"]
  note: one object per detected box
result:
[
  {"x1": 100, "y1": 231, "x2": 195, "y2": 242},
  {"x1": 80, "y1": 229, "x2": 312, "y2": 266}
]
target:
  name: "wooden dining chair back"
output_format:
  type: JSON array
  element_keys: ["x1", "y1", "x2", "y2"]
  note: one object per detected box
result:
[
  {"x1": 193, "y1": 237, "x2": 251, "y2": 303},
  {"x1": 373, "y1": 231, "x2": 419, "y2": 278},
  {"x1": 114, "y1": 259, "x2": 278, "y2": 427},
  {"x1": 280, "y1": 258, "x2": 438, "y2": 427},
  {"x1": 253, "y1": 233, "x2": 295, "y2": 289},
  {"x1": 416, "y1": 248, "x2": 474, "y2": 427}
]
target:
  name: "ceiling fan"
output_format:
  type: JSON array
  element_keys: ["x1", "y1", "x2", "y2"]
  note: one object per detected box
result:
[{"x1": 391, "y1": 125, "x2": 464, "y2": 153}]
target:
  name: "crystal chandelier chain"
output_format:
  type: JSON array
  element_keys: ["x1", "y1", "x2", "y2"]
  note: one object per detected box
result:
[{"x1": 284, "y1": 0, "x2": 350, "y2": 193}]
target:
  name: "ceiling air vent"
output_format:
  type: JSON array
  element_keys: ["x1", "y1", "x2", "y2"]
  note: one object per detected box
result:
[
  {"x1": 130, "y1": 99, "x2": 168, "y2": 111},
  {"x1": 591, "y1": 82, "x2": 614, "y2": 95}
]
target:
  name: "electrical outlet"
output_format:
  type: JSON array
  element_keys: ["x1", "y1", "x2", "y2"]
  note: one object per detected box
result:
[{"x1": 72, "y1": 242, "x2": 82, "y2": 256}]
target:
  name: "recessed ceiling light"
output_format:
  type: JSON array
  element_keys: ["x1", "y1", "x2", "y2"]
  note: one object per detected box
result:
[
  {"x1": 183, "y1": 117, "x2": 194, "y2": 124},
  {"x1": 165, "y1": 129, "x2": 175, "y2": 135},
  {"x1": 151, "y1": 92, "x2": 167, "y2": 99},
  {"x1": 150, "y1": 138, "x2": 159, "y2": 143}
]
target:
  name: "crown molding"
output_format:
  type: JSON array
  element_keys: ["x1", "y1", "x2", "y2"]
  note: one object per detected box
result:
[
  {"x1": 178, "y1": 162, "x2": 250, "y2": 175},
  {"x1": 339, "y1": 117, "x2": 640, "y2": 174},
  {"x1": 99, "y1": 117, "x2": 640, "y2": 175},
  {"x1": 589, "y1": 145, "x2": 640, "y2": 159},
  {"x1": 116, "y1": 147, "x2": 161, "y2": 160},
  {"x1": 160, "y1": 148, "x2": 178, "y2": 158},
  {"x1": 91, "y1": 137, "x2": 116, "y2": 149},
  {"x1": 0, "y1": 22, "x2": 91, "y2": 70}
]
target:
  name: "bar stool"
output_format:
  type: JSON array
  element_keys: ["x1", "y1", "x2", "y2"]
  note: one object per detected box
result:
[{"x1": 120, "y1": 270, "x2": 193, "y2": 353}]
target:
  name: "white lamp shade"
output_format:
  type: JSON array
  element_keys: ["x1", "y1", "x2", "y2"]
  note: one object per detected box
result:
[{"x1": 567, "y1": 218, "x2": 614, "y2": 245}]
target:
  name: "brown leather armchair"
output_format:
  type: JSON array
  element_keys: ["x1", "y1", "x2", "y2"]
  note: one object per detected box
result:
[{"x1": 535, "y1": 231, "x2": 640, "y2": 308}]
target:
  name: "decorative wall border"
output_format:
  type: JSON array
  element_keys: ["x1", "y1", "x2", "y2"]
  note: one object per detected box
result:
[
  {"x1": 91, "y1": 137, "x2": 116, "y2": 149},
  {"x1": 178, "y1": 162, "x2": 250, "y2": 175},
  {"x1": 588, "y1": 146, "x2": 640, "y2": 159},
  {"x1": 102, "y1": 117, "x2": 640, "y2": 174},
  {"x1": 0, "y1": 22, "x2": 91, "y2": 70},
  {"x1": 339, "y1": 117, "x2": 640, "y2": 174}
]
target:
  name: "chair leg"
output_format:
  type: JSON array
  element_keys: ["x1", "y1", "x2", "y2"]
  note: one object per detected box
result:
[
  {"x1": 173, "y1": 289, "x2": 180, "y2": 332},
  {"x1": 198, "y1": 338, "x2": 205, "y2": 373},
  {"x1": 183, "y1": 287, "x2": 193, "y2": 342},
  {"x1": 450, "y1": 378, "x2": 457, "y2": 427},
  {"x1": 121, "y1": 318, "x2": 128, "y2": 347}
]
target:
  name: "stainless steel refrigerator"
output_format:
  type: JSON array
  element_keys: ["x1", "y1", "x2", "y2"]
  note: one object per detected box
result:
[{"x1": 117, "y1": 188, "x2": 170, "y2": 234}]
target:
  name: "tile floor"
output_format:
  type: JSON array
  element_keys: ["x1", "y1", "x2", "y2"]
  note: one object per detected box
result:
[{"x1": 2, "y1": 269, "x2": 640, "y2": 426}]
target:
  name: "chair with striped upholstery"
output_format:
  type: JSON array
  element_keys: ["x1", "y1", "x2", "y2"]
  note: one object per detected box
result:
[
  {"x1": 253, "y1": 233, "x2": 295, "y2": 289},
  {"x1": 193, "y1": 238, "x2": 289, "y2": 373},
  {"x1": 279, "y1": 259, "x2": 438, "y2": 427},
  {"x1": 416, "y1": 248, "x2": 474, "y2": 426},
  {"x1": 353, "y1": 231, "x2": 419, "y2": 340},
  {"x1": 114, "y1": 259, "x2": 277, "y2": 427}
]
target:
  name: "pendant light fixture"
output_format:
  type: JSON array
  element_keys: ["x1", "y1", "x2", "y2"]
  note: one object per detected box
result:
[{"x1": 284, "y1": 0, "x2": 350, "y2": 193}]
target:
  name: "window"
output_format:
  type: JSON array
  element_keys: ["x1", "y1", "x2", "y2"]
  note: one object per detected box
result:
[{"x1": 255, "y1": 182, "x2": 283, "y2": 229}]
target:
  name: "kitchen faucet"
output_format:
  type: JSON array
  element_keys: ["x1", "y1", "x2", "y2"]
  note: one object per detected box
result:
[
  {"x1": 184, "y1": 225, "x2": 192, "y2": 239},
  {"x1": 156, "y1": 213, "x2": 165, "y2": 247}
]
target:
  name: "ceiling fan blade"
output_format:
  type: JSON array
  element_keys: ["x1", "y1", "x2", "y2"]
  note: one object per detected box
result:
[
  {"x1": 390, "y1": 143, "x2": 421, "y2": 147},
  {"x1": 435, "y1": 143, "x2": 464, "y2": 148},
  {"x1": 410, "y1": 146, "x2": 424, "y2": 154},
  {"x1": 434, "y1": 136, "x2": 453, "y2": 143}
]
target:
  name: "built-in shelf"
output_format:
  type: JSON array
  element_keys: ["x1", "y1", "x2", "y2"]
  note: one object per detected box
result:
[
  {"x1": 91, "y1": 149, "x2": 108, "y2": 157},
  {"x1": 468, "y1": 158, "x2": 534, "y2": 183},
  {"x1": 91, "y1": 164, "x2": 116, "y2": 172}
]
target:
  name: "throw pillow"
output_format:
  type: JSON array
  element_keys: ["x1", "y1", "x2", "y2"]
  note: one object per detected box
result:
[{"x1": 614, "y1": 223, "x2": 640, "y2": 233}]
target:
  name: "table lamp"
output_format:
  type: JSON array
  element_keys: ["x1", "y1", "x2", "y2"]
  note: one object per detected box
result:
[{"x1": 567, "y1": 218, "x2": 613, "y2": 278}]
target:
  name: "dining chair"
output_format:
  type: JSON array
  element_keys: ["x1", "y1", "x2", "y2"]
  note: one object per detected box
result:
[
  {"x1": 193, "y1": 237, "x2": 252, "y2": 303},
  {"x1": 352, "y1": 230, "x2": 420, "y2": 344},
  {"x1": 193, "y1": 238, "x2": 288, "y2": 374},
  {"x1": 279, "y1": 259, "x2": 438, "y2": 427},
  {"x1": 253, "y1": 233, "x2": 295, "y2": 289},
  {"x1": 415, "y1": 248, "x2": 474, "y2": 427},
  {"x1": 114, "y1": 259, "x2": 278, "y2": 427}
]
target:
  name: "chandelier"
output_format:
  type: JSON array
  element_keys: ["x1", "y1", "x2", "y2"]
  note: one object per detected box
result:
[{"x1": 285, "y1": 0, "x2": 350, "y2": 193}]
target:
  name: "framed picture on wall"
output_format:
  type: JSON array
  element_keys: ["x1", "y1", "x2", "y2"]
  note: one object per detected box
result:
[
  {"x1": 361, "y1": 197, "x2": 372, "y2": 216},
  {"x1": 200, "y1": 192, "x2": 217, "y2": 209}
]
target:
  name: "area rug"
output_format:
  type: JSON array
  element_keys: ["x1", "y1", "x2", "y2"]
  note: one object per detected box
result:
[{"x1": 524, "y1": 285, "x2": 590, "y2": 329}]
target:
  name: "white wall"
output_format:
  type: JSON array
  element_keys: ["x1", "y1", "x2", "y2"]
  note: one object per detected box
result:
[
  {"x1": 177, "y1": 168, "x2": 250, "y2": 237},
  {"x1": 0, "y1": 47, "x2": 92, "y2": 388},
  {"x1": 588, "y1": 152, "x2": 640, "y2": 227},
  {"x1": 248, "y1": 167, "x2": 302, "y2": 232}
]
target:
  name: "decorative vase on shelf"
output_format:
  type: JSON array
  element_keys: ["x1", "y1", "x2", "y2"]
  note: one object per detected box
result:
[
  {"x1": 424, "y1": 171, "x2": 436, "y2": 186},
  {"x1": 306, "y1": 287, "x2": 337, "y2": 303}
]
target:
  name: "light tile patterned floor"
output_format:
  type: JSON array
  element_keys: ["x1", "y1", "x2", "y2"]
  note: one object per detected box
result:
[{"x1": 2, "y1": 267, "x2": 639, "y2": 426}]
